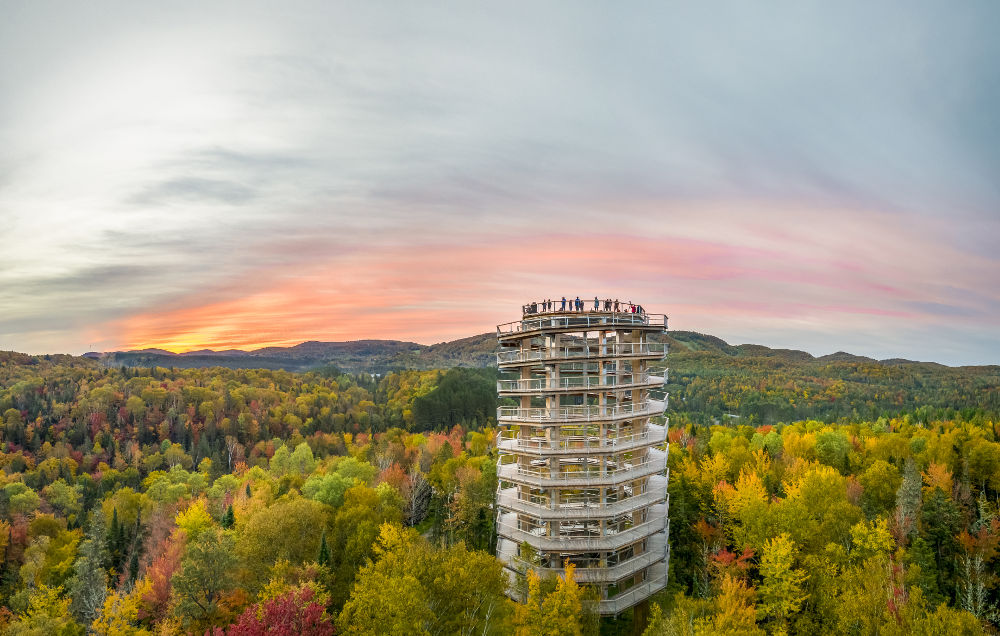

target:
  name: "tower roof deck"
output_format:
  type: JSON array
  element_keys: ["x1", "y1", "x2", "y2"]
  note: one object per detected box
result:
[{"x1": 497, "y1": 309, "x2": 667, "y2": 340}]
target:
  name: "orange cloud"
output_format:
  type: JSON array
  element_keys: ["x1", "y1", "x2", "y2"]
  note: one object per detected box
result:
[{"x1": 98, "y1": 201, "x2": 994, "y2": 354}]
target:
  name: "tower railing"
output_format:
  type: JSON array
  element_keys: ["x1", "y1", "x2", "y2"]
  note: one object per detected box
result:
[
  {"x1": 497, "y1": 342, "x2": 665, "y2": 365},
  {"x1": 498, "y1": 373, "x2": 664, "y2": 393},
  {"x1": 497, "y1": 313, "x2": 667, "y2": 337},
  {"x1": 497, "y1": 399, "x2": 666, "y2": 423},
  {"x1": 496, "y1": 504, "x2": 667, "y2": 552},
  {"x1": 502, "y1": 533, "x2": 667, "y2": 584},
  {"x1": 497, "y1": 449, "x2": 667, "y2": 486},
  {"x1": 496, "y1": 478, "x2": 668, "y2": 518},
  {"x1": 496, "y1": 422, "x2": 667, "y2": 453}
]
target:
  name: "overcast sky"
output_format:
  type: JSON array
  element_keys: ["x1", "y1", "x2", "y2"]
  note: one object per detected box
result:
[{"x1": 1, "y1": 1, "x2": 998, "y2": 364}]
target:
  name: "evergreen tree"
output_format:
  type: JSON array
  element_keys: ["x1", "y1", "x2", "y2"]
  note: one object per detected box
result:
[
  {"x1": 69, "y1": 511, "x2": 109, "y2": 625},
  {"x1": 222, "y1": 504, "x2": 235, "y2": 529},
  {"x1": 126, "y1": 509, "x2": 145, "y2": 583},
  {"x1": 127, "y1": 549, "x2": 140, "y2": 584},
  {"x1": 895, "y1": 458, "x2": 922, "y2": 539},
  {"x1": 921, "y1": 488, "x2": 962, "y2": 600},
  {"x1": 318, "y1": 529, "x2": 330, "y2": 567},
  {"x1": 907, "y1": 536, "x2": 942, "y2": 605},
  {"x1": 107, "y1": 507, "x2": 123, "y2": 572}
]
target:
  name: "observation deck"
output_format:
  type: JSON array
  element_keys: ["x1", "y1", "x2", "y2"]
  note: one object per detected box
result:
[{"x1": 495, "y1": 298, "x2": 671, "y2": 616}]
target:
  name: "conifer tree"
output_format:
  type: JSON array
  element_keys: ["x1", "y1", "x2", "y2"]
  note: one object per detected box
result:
[
  {"x1": 222, "y1": 504, "x2": 235, "y2": 529},
  {"x1": 107, "y1": 507, "x2": 124, "y2": 572},
  {"x1": 895, "y1": 458, "x2": 922, "y2": 539},
  {"x1": 317, "y1": 529, "x2": 330, "y2": 567},
  {"x1": 128, "y1": 549, "x2": 140, "y2": 584},
  {"x1": 69, "y1": 511, "x2": 109, "y2": 625}
]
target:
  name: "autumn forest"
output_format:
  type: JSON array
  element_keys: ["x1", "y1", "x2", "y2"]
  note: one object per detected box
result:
[{"x1": 0, "y1": 334, "x2": 998, "y2": 635}]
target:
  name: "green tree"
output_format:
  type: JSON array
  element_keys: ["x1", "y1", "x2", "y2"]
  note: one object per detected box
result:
[
  {"x1": 814, "y1": 430, "x2": 849, "y2": 473},
  {"x1": 236, "y1": 496, "x2": 328, "y2": 591},
  {"x1": 171, "y1": 527, "x2": 237, "y2": 628},
  {"x1": 859, "y1": 460, "x2": 901, "y2": 516},
  {"x1": 5, "y1": 483, "x2": 41, "y2": 516},
  {"x1": 327, "y1": 484, "x2": 404, "y2": 608},
  {"x1": 339, "y1": 523, "x2": 510, "y2": 635}
]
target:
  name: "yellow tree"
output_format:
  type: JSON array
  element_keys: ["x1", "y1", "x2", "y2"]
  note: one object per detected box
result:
[
  {"x1": 757, "y1": 533, "x2": 808, "y2": 632},
  {"x1": 514, "y1": 563, "x2": 583, "y2": 636},
  {"x1": 707, "y1": 573, "x2": 763, "y2": 635},
  {"x1": 5, "y1": 584, "x2": 82, "y2": 635},
  {"x1": 91, "y1": 579, "x2": 153, "y2": 636},
  {"x1": 339, "y1": 523, "x2": 511, "y2": 636}
]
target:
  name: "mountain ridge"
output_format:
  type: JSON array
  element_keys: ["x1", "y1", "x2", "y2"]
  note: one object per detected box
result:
[{"x1": 79, "y1": 330, "x2": 996, "y2": 373}]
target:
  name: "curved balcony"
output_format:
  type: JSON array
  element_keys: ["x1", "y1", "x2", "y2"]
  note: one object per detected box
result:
[
  {"x1": 497, "y1": 312, "x2": 667, "y2": 341},
  {"x1": 497, "y1": 423, "x2": 666, "y2": 455},
  {"x1": 498, "y1": 448, "x2": 667, "y2": 488},
  {"x1": 496, "y1": 477, "x2": 668, "y2": 520},
  {"x1": 498, "y1": 399, "x2": 666, "y2": 425},
  {"x1": 545, "y1": 361, "x2": 667, "y2": 376},
  {"x1": 497, "y1": 342, "x2": 666, "y2": 367},
  {"x1": 497, "y1": 531, "x2": 667, "y2": 584},
  {"x1": 496, "y1": 504, "x2": 667, "y2": 552},
  {"x1": 498, "y1": 374, "x2": 664, "y2": 396},
  {"x1": 598, "y1": 559, "x2": 668, "y2": 614}
]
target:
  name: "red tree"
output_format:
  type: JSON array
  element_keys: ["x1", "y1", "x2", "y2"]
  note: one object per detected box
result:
[{"x1": 221, "y1": 586, "x2": 335, "y2": 636}]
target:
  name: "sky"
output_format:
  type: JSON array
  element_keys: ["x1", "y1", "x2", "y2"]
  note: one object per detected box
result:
[{"x1": 1, "y1": 2, "x2": 998, "y2": 365}]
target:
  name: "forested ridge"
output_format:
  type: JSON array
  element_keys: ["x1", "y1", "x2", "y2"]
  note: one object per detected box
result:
[{"x1": 0, "y1": 346, "x2": 997, "y2": 634}]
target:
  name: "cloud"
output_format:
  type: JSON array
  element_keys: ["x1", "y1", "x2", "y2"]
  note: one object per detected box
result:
[
  {"x1": 128, "y1": 177, "x2": 258, "y2": 206},
  {"x1": 0, "y1": 2, "x2": 997, "y2": 363}
]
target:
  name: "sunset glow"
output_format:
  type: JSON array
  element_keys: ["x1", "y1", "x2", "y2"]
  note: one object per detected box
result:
[{"x1": 2, "y1": 3, "x2": 998, "y2": 364}]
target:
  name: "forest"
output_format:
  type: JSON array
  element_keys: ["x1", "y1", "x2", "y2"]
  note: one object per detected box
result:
[{"x1": 0, "y1": 347, "x2": 998, "y2": 634}]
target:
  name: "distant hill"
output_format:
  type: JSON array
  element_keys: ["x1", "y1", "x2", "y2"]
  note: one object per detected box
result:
[
  {"x1": 10, "y1": 327, "x2": 999, "y2": 424},
  {"x1": 89, "y1": 328, "x2": 993, "y2": 376},
  {"x1": 98, "y1": 333, "x2": 498, "y2": 373}
]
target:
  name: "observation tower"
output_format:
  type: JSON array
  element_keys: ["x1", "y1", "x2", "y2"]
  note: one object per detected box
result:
[{"x1": 495, "y1": 297, "x2": 670, "y2": 615}]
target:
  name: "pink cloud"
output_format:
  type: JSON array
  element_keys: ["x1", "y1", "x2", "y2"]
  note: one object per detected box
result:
[{"x1": 93, "y1": 200, "x2": 998, "y2": 353}]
